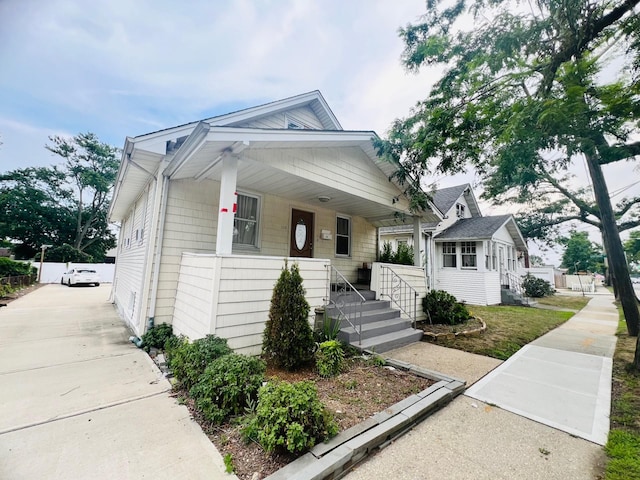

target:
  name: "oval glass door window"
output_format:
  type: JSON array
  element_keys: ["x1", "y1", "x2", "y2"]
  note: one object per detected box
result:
[{"x1": 295, "y1": 222, "x2": 307, "y2": 250}]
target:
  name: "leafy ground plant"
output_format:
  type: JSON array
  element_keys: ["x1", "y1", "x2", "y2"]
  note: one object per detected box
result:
[
  {"x1": 315, "y1": 340, "x2": 344, "y2": 378},
  {"x1": 243, "y1": 380, "x2": 338, "y2": 454},
  {"x1": 189, "y1": 353, "x2": 266, "y2": 423},
  {"x1": 141, "y1": 323, "x2": 173, "y2": 352},
  {"x1": 422, "y1": 290, "x2": 470, "y2": 325},
  {"x1": 165, "y1": 335, "x2": 232, "y2": 389}
]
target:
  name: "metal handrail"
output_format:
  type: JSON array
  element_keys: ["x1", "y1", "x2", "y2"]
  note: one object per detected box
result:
[
  {"x1": 325, "y1": 265, "x2": 365, "y2": 345},
  {"x1": 379, "y1": 265, "x2": 419, "y2": 329},
  {"x1": 501, "y1": 271, "x2": 530, "y2": 303}
]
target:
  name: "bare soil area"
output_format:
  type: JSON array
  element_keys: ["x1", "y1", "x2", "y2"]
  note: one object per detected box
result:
[
  {"x1": 0, "y1": 283, "x2": 44, "y2": 305},
  {"x1": 176, "y1": 357, "x2": 434, "y2": 479}
]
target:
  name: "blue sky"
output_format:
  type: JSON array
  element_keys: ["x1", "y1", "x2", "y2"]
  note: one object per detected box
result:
[{"x1": 0, "y1": 0, "x2": 637, "y2": 264}]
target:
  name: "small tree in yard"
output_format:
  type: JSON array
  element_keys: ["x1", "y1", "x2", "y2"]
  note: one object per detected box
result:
[{"x1": 262, "y1": 260, "x2": 314, "y2": 371}]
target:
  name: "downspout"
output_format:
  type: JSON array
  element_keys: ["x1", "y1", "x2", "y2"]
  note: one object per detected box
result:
[{"x1": 147, "y1": 174, "x2": 170, "y2": 325}]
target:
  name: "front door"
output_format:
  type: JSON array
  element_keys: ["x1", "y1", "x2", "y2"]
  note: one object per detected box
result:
[{"x1": 290, "y1": 209, "x2": 314, "y2": 257}]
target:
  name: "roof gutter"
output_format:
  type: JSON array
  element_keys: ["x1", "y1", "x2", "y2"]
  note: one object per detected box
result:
[{"x1": 163, "y1": 121, "x2": 210, "y2": 178}]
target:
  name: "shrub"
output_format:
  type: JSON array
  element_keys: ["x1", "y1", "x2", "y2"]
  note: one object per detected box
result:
[
  {"x1": 0, "y1": 257, "x2": 35, "y2": 277},
  {"x1": 262, "y1": 261, "x2": 314, "y2": 371},
  {"x1": 315, "y1": 340, "x2": 344, "y2": 378},
  {"x1": 379, "y1": 242, "x2": 414, "y2": 265},
  {"x1": 189, "y1": 353, "x2": 266, "y2": 423},
  {"x1": 314, "y1": 312, "x2": 340, "y2": 343},
  {"x1": 422, "y1": 290, "x2": 471, "y2": 325},
  {"x1": 521, "y1": 274, "x2": 554, "y2": 298},
  {"x1": 165, "y1": 335, "x2": 232, "y2": 389},
  {"x1": 243, "y1": 380, "x2": 338, "y2": 454},
  {"x1": 141, "y1": 323, "x2": 174, "y2": 352}
]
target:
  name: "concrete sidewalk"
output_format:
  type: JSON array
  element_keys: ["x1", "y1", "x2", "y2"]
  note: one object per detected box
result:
[
  {"x1": 467, "y1": 293, "x2": 618, "y2": 445},
  {"x1": 345, "y1": 295, "x2": 611, "y2": 479},
  {"x1": 0, "y1": 285, "x2": 232, "y2": 480}
]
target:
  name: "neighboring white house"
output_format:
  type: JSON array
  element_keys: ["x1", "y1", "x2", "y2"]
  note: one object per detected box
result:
[
  {"x1": 380, "y1": 184, "x2": 529, "y2": 305},
  {"x1": 108, "y1": 91, "x2": 442, "y2": 354}
]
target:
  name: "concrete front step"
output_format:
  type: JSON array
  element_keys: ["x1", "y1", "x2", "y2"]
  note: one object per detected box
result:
[
  {"x1": 334, "y1": 308, "x2": 400, "y2": 328},
  {"x1": 325, "y1": 300, "x2": 391, "y2": 316},
  {"x1": 338, "y1": 317, "x2": 412, "y2": 343},
  {"x1": 352, "y1": 328, "x2": 424, "y2": 354}
]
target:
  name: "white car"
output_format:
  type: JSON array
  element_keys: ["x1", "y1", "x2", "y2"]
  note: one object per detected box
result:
[{"x1": 61, "y1": 268, "x2": 100, "y2": 287}]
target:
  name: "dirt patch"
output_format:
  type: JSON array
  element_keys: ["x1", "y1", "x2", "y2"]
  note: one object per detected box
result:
[
  {"x1": 0, "y1": 283, "x2": 44, "y2": 306},
  {"x1": 417, "y1": 317, "x2": 485, "y2": 338},
  {"x1": 175, "y1": 357, "x2": 434, "y2": 479}
]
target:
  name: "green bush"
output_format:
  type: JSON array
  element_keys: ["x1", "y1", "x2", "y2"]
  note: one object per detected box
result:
[
  {"x1": 165, "y1": 335, "x2": 232, "y2": 389},
  {"x1": 0, "y1": 257, "x2": 35, "y2": 277},
  {"x1": 141, "y1": 323, "x2": 174, "y2": 352},
  {"x1": 262, "y1": 261, "x2": 314, "y2": 371},
  {"x1": 422, "y1": 290, "x2": 471, "y2": 325},
  {"x1": 189, "y1": 353, "x2": 266, "y2": 423},
  {"x1": 315, "y1": 340, "x2": 345, "y2": 378},
  {"x1": 243, "y1": 380, "x2": 338, "y2": 454},
  {"x1": 379, "y1": 242, "x2": 414, "y2": 265},
  {"x1": 521, "y1": 274, "x2": 555, "y2": 298}
]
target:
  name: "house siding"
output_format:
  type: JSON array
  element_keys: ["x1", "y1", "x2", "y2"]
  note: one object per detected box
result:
[
  {"x1": 152, "y1": 179, "x2": 379, "y2": 326},
  {"x1": 235, "y1": 106, "x2": 324, "y2": 130},
  {"x1": 112, "y1": 185, "x2": 154, "y2": 333},
  {"x1": 172, "y1": 254, "x2": 330, "y2": 355}
]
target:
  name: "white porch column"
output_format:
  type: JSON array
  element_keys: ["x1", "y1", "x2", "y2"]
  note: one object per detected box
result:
[
  {"x1": 215, "y1": 154, "x2": 238, "y2": 254},
  {"x1": 413, "y1": 216, "x2": 423, "y2": 268}
]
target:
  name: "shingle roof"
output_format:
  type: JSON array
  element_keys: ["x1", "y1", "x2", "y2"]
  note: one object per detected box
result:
[
  {"x1": 430, "y1": 184, "x2": 470, "y2": 215},
  {"x1": 435, "y1": 215, "x2": 513, "y2": 240}
]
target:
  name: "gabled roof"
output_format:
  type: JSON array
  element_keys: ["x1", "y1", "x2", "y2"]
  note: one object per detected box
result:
[
  {"x1": 430, "y1": 183, "x2": 481, "y2": 217},
  {"x1": 434, "y1": 214, "x2": 527, "y2": 250}
]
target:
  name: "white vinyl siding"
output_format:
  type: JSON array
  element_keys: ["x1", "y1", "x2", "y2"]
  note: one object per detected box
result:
[
  {"x1": 235, "y1": 106, "x2": 324, "y2": 130},
  {"x1": 173, "y1": 254, "x2": 330, "y2": 355}
]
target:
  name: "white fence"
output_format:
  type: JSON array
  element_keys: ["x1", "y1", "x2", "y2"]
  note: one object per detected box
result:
[{"x1": 33, "y1": 262, "x2": 116, "y2": 284}]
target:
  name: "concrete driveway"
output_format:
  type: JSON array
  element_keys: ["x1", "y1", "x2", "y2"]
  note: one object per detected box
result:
[{"x1": 0, "y1": 285, "x2": 232, "y2": 480}]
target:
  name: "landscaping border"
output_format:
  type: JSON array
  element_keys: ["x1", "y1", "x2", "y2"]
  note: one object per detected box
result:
[{"x1": 264, "y1": 359, "x2": 465, "y2": 480}]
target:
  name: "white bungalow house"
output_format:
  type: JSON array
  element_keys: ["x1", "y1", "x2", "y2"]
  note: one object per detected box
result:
[
  {"x1": 108, "y1": 91, "x2": 442, "y2": 354},
  {"x1": 380, "y1": 184, "x2": 529, "y2": 305}
]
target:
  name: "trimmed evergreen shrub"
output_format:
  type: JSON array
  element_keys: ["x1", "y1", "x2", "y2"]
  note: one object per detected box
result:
[
  {"x1": 165, "y1": 334, "x2": 232, "y2": 389},
  {"x1": 379, "y1": 241, "x2": 414, "y2": 265},
  {"x1": 380, "y1": 242, "x2": 394, "y2": 263},
  {"x1": 521, "y1": 274, "x2": 555, "y2": 298},
  {"x1": 243, "y1": 380, "x2": 338, "y2": 454},
  {"x1": 189, "y1": 353, "x2": 266, "y2": 423},
  {"x1": 422, "y1": 290, "x2": 471, "y2": 325},
  {"x1": 315, "y1": 340, "x2": 344, "y2": 378},
  {"x1": 262, "y1": 261, "x2": 314, "y2": 371},
  {"x1": 141, "y1": 323, "x2": 173, "y2": 352}
]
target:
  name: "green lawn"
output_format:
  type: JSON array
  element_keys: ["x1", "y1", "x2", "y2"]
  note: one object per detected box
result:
[
  {"x1": 435, "y1": 303, "x2": 575, "y2": 360},
  {"x1": 535, "y1": 294, "x2": 591, "y2": 311},
  {"x1": 605, "y1": 312, "x2": 640, "y2": 480}
]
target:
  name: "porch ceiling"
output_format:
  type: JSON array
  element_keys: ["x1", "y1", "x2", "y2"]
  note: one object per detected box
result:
[{"x1": 167, "y1": 133, "x2": 439, "y2": 226}]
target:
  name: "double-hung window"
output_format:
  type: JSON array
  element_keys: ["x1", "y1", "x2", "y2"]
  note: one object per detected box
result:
[
  {"x1": 233, "y1": 193, "x2": 260, "y2": 247},
  {"x1": 442, "y1": 242, "x2": 457, "y2": 267},
  {"x1": 461, "y1": 241, "x2": 477, "y2": 268},
  {"x1": 336, "y1": 216, "x2": 351, "y2": 256}
]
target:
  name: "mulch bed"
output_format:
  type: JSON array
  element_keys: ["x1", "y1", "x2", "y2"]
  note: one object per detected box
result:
[{"x1": 175, "y1": 357, "x2": 434, "y2": 480}]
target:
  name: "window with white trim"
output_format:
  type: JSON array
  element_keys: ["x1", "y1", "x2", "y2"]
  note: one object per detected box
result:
[
  {"x1": 442, "y1": 242, "x2": 457, "y2": 267},
  {"x1": 233, "y1": 193, "x2": 260, "y2": 247},
  {"x1": 461, "y1": 241, "x2": 477, "y2": 268},
  {"x1": 456, "y1": 203, "x2": 465, "y2": 218},
  {"x1": 336, "y1": 216, "x2": 351, "y2": 256},
  {"x1": 492, "y1": 242, "x2": 497, "y2": 270}
]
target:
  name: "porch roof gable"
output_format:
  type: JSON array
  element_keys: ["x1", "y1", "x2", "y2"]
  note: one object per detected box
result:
[{"x1": 434, "y1": 215, "x2": 528, "y2": 251}]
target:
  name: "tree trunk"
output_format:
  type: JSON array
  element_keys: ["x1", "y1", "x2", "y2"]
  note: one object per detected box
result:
[{"x1": 584, "y1": 152, "x2": 640, "y2": 341}]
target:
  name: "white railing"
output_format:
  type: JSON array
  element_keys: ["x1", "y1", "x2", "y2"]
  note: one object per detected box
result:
[
  {"x1": 379, "y1": 265, "x2": 419, "y2": 329},
  {"x1": 325, "y1": 265, "x2": 365, "y2": 345}
]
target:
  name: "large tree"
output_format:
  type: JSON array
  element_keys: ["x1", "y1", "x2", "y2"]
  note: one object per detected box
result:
[
  {"x1": 0, "y1": 132, "x2": 119, "y2": 260},
  {"x1": 378, "y1": 0, "x2": 640, "y2": 366},
  {"x1": 560, "y1": 230, "x2": 605, "y2": 274}
]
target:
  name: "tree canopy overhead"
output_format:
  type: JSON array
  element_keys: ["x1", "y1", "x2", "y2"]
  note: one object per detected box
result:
[
  {"x1": 380, "y1": 0, "x2": 640, "y2": 363},
  {"x1": 0, "y1": 132, "x2": 119, "y2": 261}
]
